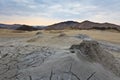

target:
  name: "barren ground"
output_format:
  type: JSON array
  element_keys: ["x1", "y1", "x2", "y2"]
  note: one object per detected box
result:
[{"x1": 0, "y1": 29, "x2": 120, "y2": 80}]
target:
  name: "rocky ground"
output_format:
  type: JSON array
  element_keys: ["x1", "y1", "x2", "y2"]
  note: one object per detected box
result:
[{"x1": 0, "y1": 30, "x2": 120, "y2": 80}]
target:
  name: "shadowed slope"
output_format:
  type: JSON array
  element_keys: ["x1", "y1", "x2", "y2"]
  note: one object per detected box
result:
[{"x1": 46, "y1": 20, "x2": 120, "y2": 31}]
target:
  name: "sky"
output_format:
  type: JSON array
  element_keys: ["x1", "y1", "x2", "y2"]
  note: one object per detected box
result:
[{"x1": 0, "y1": 0, "x2": 120, "y2": 25}]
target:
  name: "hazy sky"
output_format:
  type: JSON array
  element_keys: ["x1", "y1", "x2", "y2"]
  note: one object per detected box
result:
[{"x1": 0, "y1": 0, "x2": 120, "y2": 25}]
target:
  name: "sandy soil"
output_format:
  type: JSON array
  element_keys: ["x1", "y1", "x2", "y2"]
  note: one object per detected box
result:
[{"x1": 1, "y1": 29, "x2": 119, "y2": 43}]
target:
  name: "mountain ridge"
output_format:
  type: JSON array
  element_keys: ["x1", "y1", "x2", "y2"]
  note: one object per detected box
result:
[
  {"x1": 46, "y1": 20, "x2": 120, "y2": 31},
  {"x1": 0, "y1": 20, "x2": 120, "y2": 31}
]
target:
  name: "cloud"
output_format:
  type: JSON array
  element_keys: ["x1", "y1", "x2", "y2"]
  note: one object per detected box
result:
[
  {"x1": 0, "y1": 15, "x2": 61, "y2": 25},
  {"x1": 0, "y1": 0, "x2": 120, "y2": 25},
  {"x1": 87, "y1": 11, "x2": 120, "y2": 24}
]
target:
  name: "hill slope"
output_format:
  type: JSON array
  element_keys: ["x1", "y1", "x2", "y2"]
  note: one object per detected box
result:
[
  {"x1": 46, "y1": 20, "x2": 120, "y2": 31},
  {"x1": 0, "y1": 24, "x2": 21, "y2": 29},
  {"x1": 0, "y1": 20, "x2": 120, "y2": 31},
  {"x1": 16, "y1": 25, "x2": 38, "y2": 31},
  {"x1": 46, "y1": 21, "x2": 80, "y2": 30}
]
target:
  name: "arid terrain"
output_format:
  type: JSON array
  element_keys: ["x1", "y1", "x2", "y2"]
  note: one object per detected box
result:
[
  {"x1": 1, "y1": 0, "x2": 120, "y2": 79},
  {"x1": 0, "y1": 29, "x2": 120, "y2": 80}
]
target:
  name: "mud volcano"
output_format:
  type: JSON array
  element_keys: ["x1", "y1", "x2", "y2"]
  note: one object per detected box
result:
[{"x1": 70, "y1": 40, "x2": 120, "y2": 77}]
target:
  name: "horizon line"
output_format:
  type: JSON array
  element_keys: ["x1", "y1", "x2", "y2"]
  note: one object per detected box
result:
[{"x1": 0, "y1": 20, "x2": 120, "y2": 26}]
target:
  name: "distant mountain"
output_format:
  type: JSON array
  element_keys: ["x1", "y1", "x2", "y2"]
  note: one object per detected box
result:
[
  {"x1": 16, "y1": 25, "x2": 38, "y2": 31},
  {"x1": 0, "y1": 20, "x2": 120, "y2": 31},
  {"x1": 0, "y1": 24, "x2": 21, "y2": 29},
  {"x1": 79, "y1": 21, "x2": 120, "y2": 31},
  {"x1": 46, "y1": 21, "x2": 80, "y2": 30},
  {"x1": 46, "y1": 20, "x2": 120, "y2": 31},
  {"x1": 33, "y1": 26, "x2": 46, "y2": 30},
  {"x1": 0, "y1": 24, "x2": 39, "y2": 31}
]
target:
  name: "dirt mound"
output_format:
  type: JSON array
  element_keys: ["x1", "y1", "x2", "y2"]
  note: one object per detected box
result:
[
  {"x1": 70, "y1": 40, "x2": 120, "y2": 77},
  {"x1": 57, "y1": 33, "x2": 67, "y2": 37},
  {"x1": 74, "y1": 34, "x2": 92, "y2": 40},
  {"x1": 35, "y1": 32, "x2": 42, "y2": 35}
]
